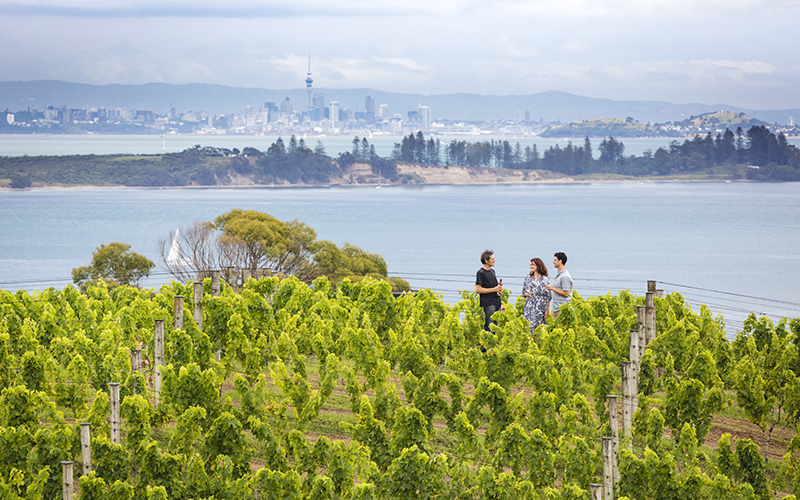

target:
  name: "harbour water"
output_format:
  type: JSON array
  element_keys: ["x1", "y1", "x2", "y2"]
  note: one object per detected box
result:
[{"x1": 2, "y1": 181, "x2": 799, "y2": 335}]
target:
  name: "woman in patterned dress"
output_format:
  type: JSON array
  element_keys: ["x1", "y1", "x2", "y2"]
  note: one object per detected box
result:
[{"x1": 522, "y1": 257, "x2": 552, "y2": 334}]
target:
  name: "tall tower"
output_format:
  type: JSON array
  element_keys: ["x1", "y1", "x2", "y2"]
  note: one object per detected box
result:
[{"x1": 305, "y1": 55, "x2": 313, "y2": 111}]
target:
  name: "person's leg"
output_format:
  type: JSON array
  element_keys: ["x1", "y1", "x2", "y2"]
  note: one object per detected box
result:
[{"x1": 483, "y1": 304, "x2": 498, "y2": 331}]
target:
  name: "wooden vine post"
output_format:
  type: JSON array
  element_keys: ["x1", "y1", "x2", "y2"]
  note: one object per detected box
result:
[
  {"x1": 193, "y1": 281, "x2": 203, "y2": 330},
  {"x1": 621, "y1": 361, "x2": 634, "y2": 447},
  {"x1": 174, "y1": 295, "x2": 184, "y2": 331},
  {"x1": 211, "y1": 270, "x2": 221, "y2": 297},
  {"x1": 108, "y1": 383, "x2": 120, "y2": 445},
  {"x1": 61, "y1": 461, "x2": 73, "y2": 500},
  {"x1": 608, "y1": 395, "x2": 619, "y2": 483},
  {"x1": 80, "y1": 423, "x2": 91, "y2": 475},
  {"x1": 130, "y1": 349, "x2": 141, "y2": 395},
  {"x1": 589, "y1": 484, "x2": 603, "y2": 500},
  {"x1": 635, "y1": 305, "x2": 646, "y2": 360},
  {"x1": 226, "y1": 266, "x2": 236, "y2": 291},
  {"x1": 154, "y1": 319, "x2": 165, "y2": 408},
  {"x1": 602, "y1": 437, "x2": 614, "y2": 500},
  {"x1": 645, "y1": 280, "x2": 657, "y2": 345}
]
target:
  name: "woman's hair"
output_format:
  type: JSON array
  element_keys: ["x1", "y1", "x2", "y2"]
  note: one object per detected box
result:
[{"x1": 530, "y1": 257, "x2": 548, "y2": 277}]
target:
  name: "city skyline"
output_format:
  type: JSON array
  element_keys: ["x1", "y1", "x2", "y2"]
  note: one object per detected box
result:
[{"x1": 1, "y1": 0, "x2": 799, "y2": 110}]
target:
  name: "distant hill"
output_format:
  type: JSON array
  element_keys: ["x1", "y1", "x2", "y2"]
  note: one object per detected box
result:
[
  {"x1": 669, "y1": 111, "x2": 767, "y2": 131},
  {"x1": 1, "y1": 80, "x2": 798, "y2": 124},
  {"x1": 540, "y1": 112, "x2": 771, "y2": 138},
  {"x1": 540, "y1": 117, "x2": 675, "y2": 138}
]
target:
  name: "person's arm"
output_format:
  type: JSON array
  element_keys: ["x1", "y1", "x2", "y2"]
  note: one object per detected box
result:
[
  {"x1": 545, "y1": 299, "x2": 550, "y2": 319},
  {"x1": 545, "y1": 282, "x2": 570, "y2": 297},
  {"x1": 475, "y1": 284, "x2": 500, "y2": 294},
  {"x1": 522, "y1": 276, "x2": 532, "y2": 297}
]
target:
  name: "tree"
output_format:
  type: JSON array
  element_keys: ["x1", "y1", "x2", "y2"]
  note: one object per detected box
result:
[
  {"x1": 582, "y1": 137, "x2": 593, "y2": 171},
  {"x1": 9, "y1": 174, "x2": 31, "y2": 189},
  {"x1": 267, "y1": 137, "x2": 286, "y2": 156},
  {"x1": 213, "y1": 210, "x2": 317, "y2": 280},
  {"x1": 361, "y1": 138, "x2": 370, "y2": 160},
  {"x1": 158, "y1": 210, "x2": 407, "y2": 287},
  {"x1": 599, "y1": 136, "x2": 625, "y2": 165},
  {"x1": 72, "y1": 242, "x2": 154, "y2": 290}
]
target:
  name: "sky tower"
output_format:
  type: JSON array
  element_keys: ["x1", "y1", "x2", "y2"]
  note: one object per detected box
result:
[{"x1": 305, "y1": 55, "x2": 313, "y2": 111}]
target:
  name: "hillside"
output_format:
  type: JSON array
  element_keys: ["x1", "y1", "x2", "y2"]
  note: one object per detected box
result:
[
  {"x1": 540, "y1": 117, "x2": 676, "y2": 138},
  {"x1": 540, "y1": 112, "x2": 771, "y2": 138},
  {"x1": 668, "y1": 111, "x2": 767, "y2": 132}
]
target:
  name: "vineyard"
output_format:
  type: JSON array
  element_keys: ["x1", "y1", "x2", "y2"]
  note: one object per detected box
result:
[{"x1": 1, "y1": 275, "x2": 800, "y2": 499}]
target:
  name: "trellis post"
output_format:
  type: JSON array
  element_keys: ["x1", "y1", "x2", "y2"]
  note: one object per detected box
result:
[
  {"x1": 193, "y1": 281, "x2": 203, "y2": 330},
  {"x1": 602, "y1": 437, "x2": 614, "y2": 500},
  {"x1": 608, "y1": 395, "x2": 620, "y2": 484},
  {"x1": 154, "y1": 319, "x2": 164, "y2": 408},
  {"x1": 61, "y1": 461, "x2": 73, "y2": 500},
  {"x1": 173, "y1": 295, "x2": 184, "y2": 331},
  {"x1": 80, "y1": 423, "x2": 92, "y2": 475},
  {"x1": 108, "y1": 383, "x2": 120, "y2": 445}
]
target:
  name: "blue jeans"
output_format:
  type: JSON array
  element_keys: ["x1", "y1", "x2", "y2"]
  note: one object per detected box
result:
[{"x1": 483, "y1": 304, "x2": 499, "y2": 331}]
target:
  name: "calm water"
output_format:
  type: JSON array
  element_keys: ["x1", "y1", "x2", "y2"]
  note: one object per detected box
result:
[
  {"x1": 6, "y1": 134, "x2": 798, "y2": 159},
  {"x1": 1, "y1": 182, "x2": 799, "y2": 335}
]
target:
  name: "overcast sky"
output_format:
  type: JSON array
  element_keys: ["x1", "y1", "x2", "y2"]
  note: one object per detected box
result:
[{"x1": 2, "y1": 0, "x2": 799, "y2": 109}]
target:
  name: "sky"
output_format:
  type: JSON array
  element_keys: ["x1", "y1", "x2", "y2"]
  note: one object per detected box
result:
[{"x1": 1, "y1": 0, "x2": 799, "y2": 110}]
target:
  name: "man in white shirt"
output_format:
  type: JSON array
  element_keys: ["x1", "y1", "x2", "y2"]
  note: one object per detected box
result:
[{"x1": 546, "y1": 252, "x2": 572, "y2": 318}]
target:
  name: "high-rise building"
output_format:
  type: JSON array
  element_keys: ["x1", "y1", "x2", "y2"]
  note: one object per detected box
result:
[
  {"x1": 281, "y1": 97, "x2": 293, "y2": 115},
  {"x1": 329, "y1": 101, "x2": 339, "y2": 128},
  {"x1": 264, "y1": 101, "x2": 279, "y2": 122},
  {"x1": 364, "y1": 96, "x2": 375, "y2": 124},
  {"x1": 311, "y1": 92, "x2": 325, "y2": 121},
  {"x1": 378, "y1": 104, "x2": 389, "y2": 120},
  {"x1": 419, "y1": 105, "x2": 431, "y2": 131},
  {"x1": 305, "y1": 55, "x2": 314, "y2": 111}
]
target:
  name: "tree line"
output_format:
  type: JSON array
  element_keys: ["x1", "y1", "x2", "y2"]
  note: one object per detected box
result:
[{"x1": 389, "y1": 126, "x2": 800, "y2": 180}]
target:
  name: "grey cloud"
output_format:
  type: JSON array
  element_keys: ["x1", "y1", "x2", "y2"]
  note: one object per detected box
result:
[{"x1": 0, "y1": 2, "x2": 419, "y2": 18}]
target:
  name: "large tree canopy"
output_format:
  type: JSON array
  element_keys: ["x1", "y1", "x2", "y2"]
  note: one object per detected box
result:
[
  {"x1": 159, "y1": 210, "x2": 408, "y2": 290},
  {"x1": 72, "y1": 242, "x2": 154, "y2": 291}
]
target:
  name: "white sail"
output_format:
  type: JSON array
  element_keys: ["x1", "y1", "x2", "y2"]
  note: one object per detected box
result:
[{"x1": 167, "y1": 227, "x2": 181, "y2": 263}]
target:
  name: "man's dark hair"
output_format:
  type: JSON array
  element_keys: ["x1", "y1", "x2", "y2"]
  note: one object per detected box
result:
[
  {"x1": 480, "y1": 250, "x2": 494, "y2": 264},
  {"x1": 554, "y1": 252, "x2": 568, "y2": 265}
]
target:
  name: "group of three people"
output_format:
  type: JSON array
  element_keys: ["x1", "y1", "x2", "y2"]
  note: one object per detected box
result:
[{"x1": 475, "y1": 250, "x2": 573, "y2": 333}]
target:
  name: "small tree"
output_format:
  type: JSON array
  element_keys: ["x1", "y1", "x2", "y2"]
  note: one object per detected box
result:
[{"x1": 72, "y1": 242, "x2": 154, "y2": 291}]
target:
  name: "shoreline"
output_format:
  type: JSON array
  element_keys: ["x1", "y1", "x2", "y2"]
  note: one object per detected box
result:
[
  {"x1": 0, "y1": 176, "x2": 758, "y2": 192},
  {"x1": 0, "y1": 158, "x2": 762, "y2": 191}
]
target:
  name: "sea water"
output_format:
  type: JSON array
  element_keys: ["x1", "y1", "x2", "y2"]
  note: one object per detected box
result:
[{"x1": 2, "y1": 182, "x2": 799, "y2": 335}]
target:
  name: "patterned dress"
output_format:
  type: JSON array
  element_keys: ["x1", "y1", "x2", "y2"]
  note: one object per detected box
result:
[{"x1": 522, "y1": 275, "x2": 552, "y2": 333}]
